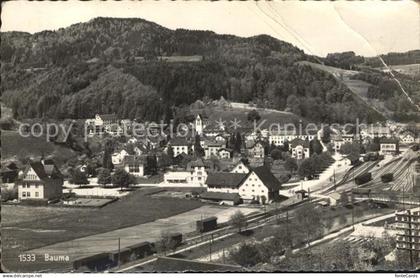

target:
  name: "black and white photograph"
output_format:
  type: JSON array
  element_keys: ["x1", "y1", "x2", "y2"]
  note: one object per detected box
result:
[{"x1": 1, "y1": 0, "x2": 419, "y2": 274}]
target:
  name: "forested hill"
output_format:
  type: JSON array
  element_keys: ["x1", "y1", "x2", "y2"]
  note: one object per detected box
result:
[{"x1": 1, "y1": 17, "x2": 384, "y2": 123}]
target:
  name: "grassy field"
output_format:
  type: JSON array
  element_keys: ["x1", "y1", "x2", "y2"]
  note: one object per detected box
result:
[
  {"x1": 377, "y1": 63, "x2": 420, "y2": 77},
  {"x1": 2, "y1": 190, "x2": 204, "y2": 252},
  {"x1": 2, "y1": 130, "x2": 77, "y2": 164}
]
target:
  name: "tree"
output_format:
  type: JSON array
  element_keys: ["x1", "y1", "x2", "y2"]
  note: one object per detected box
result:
[
  {"x1": 340, "y1": 142, "x2": 361, "y2": 162},
  {"x1": 111, "y1": 168, "x2": 131, "y2": 189},
  {"x1": 297, "y1": 158, "x2": 314, "y2": 179},
  {"x1": 97, "y1": 167, "x2": 111, "y2": 186},
  {"x1": 340, "y1": 192, "x2": 349, "y2": 206},
  {"x1": 283, "y1": 140, "x2": 289, "y2": 152},
  {"x1": 310, "y1": 139, "x2": 323, "y2": 155},
  {"x1": 229, "y1": 243, "x2": 262, "y2": 267},
  {"x1": 247, "y1": 109, "x2": 261, "y2": 122},
  {"x1": 284, "y1": 157, "x2": 298, "y2": 174},
  {"x1": 293, "y1": 203, "x2": 324, "y2": 245},
  {"x1": 234, "y1": 132, "x2": 242, "y2": 153},
  {"x1": 69, "y1": 169, "x2": 89, "y2": 185},
  {"x1": 194, "y1": 135, "x2": 205, "y2": 158},
  {"x1": 167, "y1": 146, "x2": 174, "y2": 163},
  {"x1": 156, "y1": 231, "x2": 180, "y2": 255},
  {"x1": 145, "y1": 155, "x2": 158, "y2": 175},
  {"x1": 102, "y1": 141, "x2": 114, "y2": 170},
  {"x1": 270, "y1": 148, "x2": 282, "y2": 160},
  {"x1": 230, "y1": 211, "x2": 247, "y2": 233}
]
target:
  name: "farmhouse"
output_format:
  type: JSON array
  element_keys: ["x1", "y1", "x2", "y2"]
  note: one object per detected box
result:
[
  {"x1": 238, "y1": 166, "x2": 281, "y2": 203},
  {"x1": 379, "y1": 137, "x2": 399, "y2": 155},
  {"x1": 18, "y1": 160, "x2": 63, "y2": 201},
  {"x1": 290, "y1": 138, "x2": 310, "y2": 160},
  {"x1": 206, "y1": 165, "x2": 281, "y2": 204}
]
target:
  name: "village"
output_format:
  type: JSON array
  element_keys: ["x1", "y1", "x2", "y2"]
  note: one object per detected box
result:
[{"x1": 2, "y1": 106, "x2": 420, "y2": 272}]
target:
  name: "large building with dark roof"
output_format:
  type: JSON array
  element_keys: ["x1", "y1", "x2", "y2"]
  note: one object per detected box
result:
[{"x1": 205, "y1": 165, "x2": 282, "y2": 204}]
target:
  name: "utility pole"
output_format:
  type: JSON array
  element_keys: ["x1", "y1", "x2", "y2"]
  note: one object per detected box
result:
[
  {"x1": 118, "y1": 237, "x2": 121, "y2": 267},
  {"x1": 209, "y1": 234, "x2": 214, "y2": 262},
  {"x1": 408, "y1": 210, "x2": 414, "y2": 269}
]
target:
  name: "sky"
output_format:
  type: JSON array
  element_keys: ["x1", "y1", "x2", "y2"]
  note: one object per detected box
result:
[{"x1": 1, "y1": 0, "x2": 419, "y2": 57}]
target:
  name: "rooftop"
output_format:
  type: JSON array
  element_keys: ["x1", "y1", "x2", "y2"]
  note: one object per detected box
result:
[{"x1": 206, "y1": 172, "x2": 248, "y2": 188}]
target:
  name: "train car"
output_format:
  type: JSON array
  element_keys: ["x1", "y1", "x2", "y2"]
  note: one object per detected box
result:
[
  {"x1": 196, "y1": 216, "x2": 218, "y2": 233},
  {"x1": 355, "y1": 172, "x2": 372, "y2": 185},
  {"x1": 73, "y1": 252, "x2": 114, "y2": 271}
]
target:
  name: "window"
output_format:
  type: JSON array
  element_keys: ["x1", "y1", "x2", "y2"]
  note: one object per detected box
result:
[
  {"x1": 22, "y1": 192, "x2": 26, "y2": 197},
  {"x1": 27, "y1": 192, "x2": 31, "y2": 197},
  {"x1": 35, "y1": 185, "x2": 38, "y2": 188},
  {"x1": 35, "y1": 192, "x2": 39, "y2": 197}
]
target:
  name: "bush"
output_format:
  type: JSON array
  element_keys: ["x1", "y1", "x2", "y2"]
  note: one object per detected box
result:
[
  {"x1": 1, "y1": 187, "x2": 18, "y2": 201},
  {"x1": 381, "y1": 173, "x2": 393, "y2": 183},
  {"x1": 229, "y1": 243, "x2": 262, "y2": 267}
]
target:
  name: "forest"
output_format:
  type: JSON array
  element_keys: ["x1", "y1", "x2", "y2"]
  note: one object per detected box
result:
[{"x1": 0, "y1": 17, "x2": 392, "y2": 124}]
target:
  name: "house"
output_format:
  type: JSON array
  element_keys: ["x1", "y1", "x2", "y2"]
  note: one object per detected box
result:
[
  {"x1": 238, "y1": 166, "x2": 281, "y2": 204},
  {"x1": 111, "y1": 149, "x2": 129, "y2": 165},
  {"x1": 331, "y1": 133, "x2": 354, "y2": 152},
  {"x1": 123, "y1": 155, "x2": 144, "y2": 177},
  {"x1": 379, "y1": 137, "x2": 399, "y2": 155},
  {"x1": 170, "y1": 138, "x2": 192, "y2": 157},
  {"x1": 399, "y1": 130, "x2": 416, "y2": 144},
  {"x1": 17, "y1": 161, "x2": 63, "y2": 201},
  {"x1": 86, "y1": 114, "x2": 119, "y2": 136},
  {"x1": 290, "y1": 138, "x2": 310, "y2": 160},
  {"x1": 163, "y1": 158, "x2": 215, "y2": 187},
  {"x1": 361, "y1": 125, "x2": 392, "y2": 140},
  {"x1": 186, "y1": 158, "x2": 216, "y2": 187},
  {"x1": 204, "y1": 142, "x2": 224, "y2": 159},
  {"x1": 217, "y1": 148, "x2": 232, "y2": 159},
  {"x1": 206, "y1": 165, "x2": 282, "y2": 204},
  {"x1": 268, "y1": 130, "x2": 317, "y2": 146},
  {"x1": 230, "y1": 161, "x2": 250, "y2": 174},
  {"x1": 249, "y1": 141, "x2": 266, "y2": 158}
]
